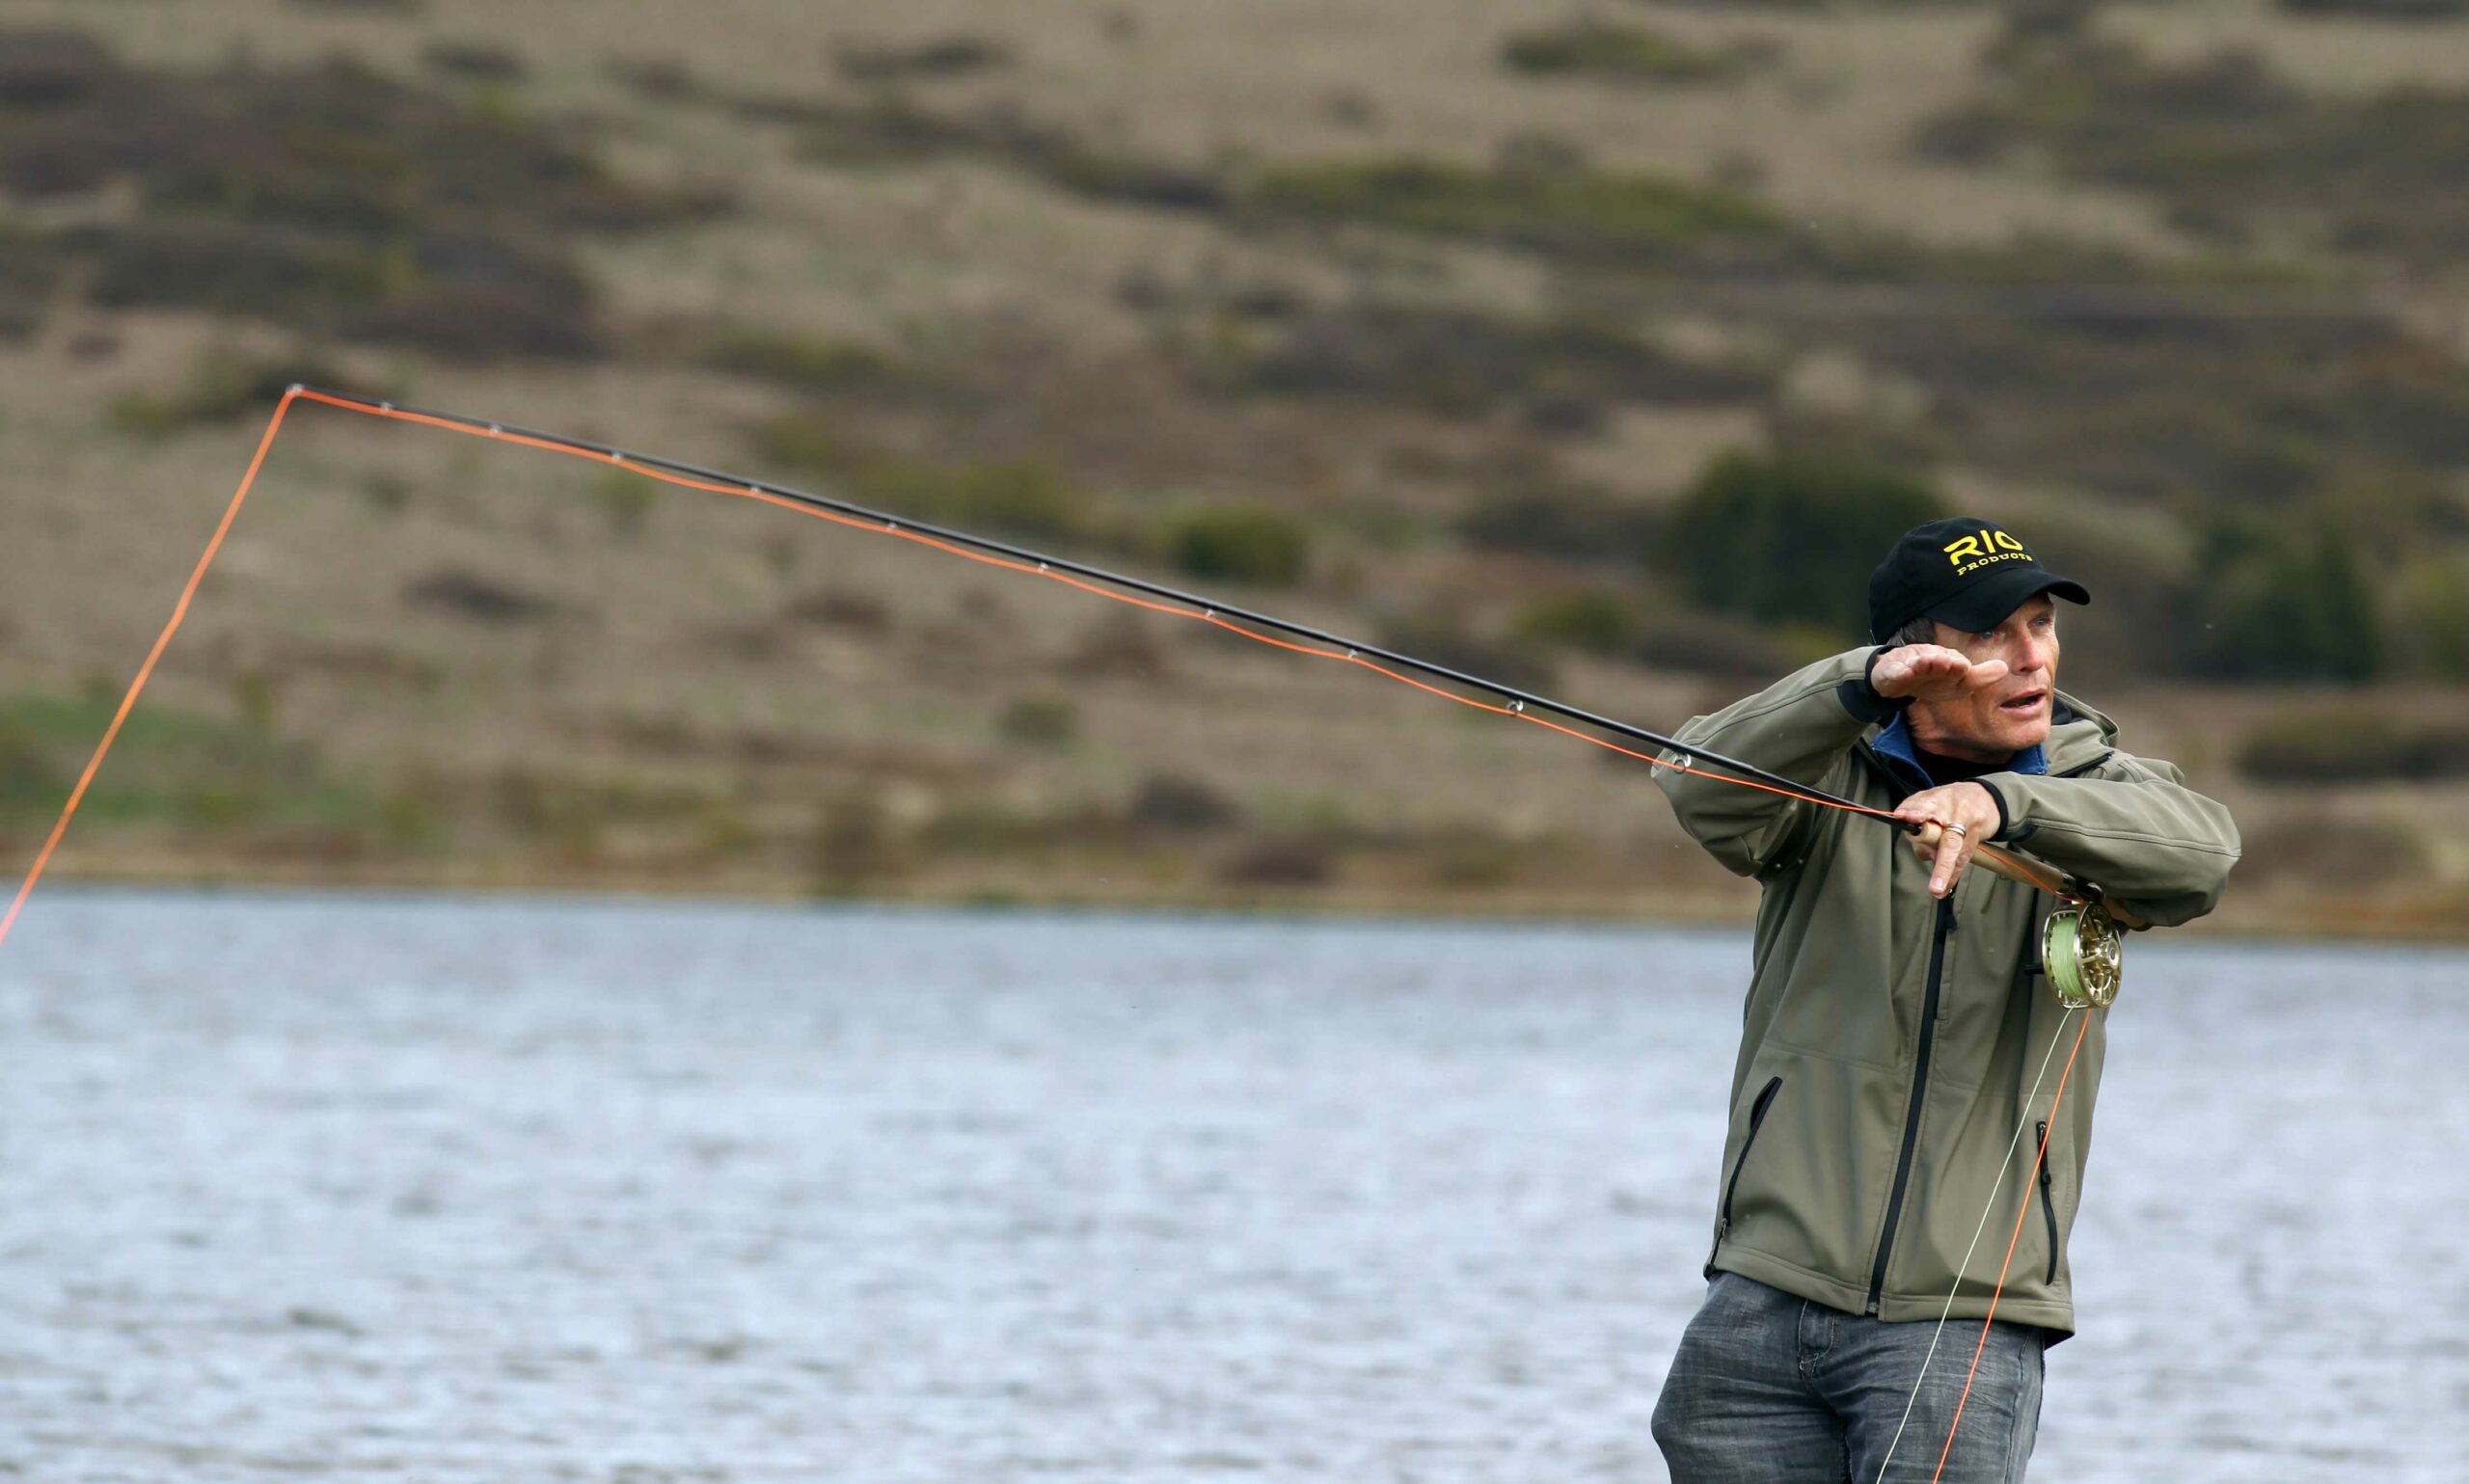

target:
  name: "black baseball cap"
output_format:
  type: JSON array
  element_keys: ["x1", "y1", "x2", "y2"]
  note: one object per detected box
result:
[{"x1": 1867, "y1": 517, "x2": 2089, "y2": 644}]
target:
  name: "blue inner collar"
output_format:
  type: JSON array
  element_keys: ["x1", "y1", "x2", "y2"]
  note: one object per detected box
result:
[{"x1": 1872, "y1": 712, "x2": 2048, "y2": 791}]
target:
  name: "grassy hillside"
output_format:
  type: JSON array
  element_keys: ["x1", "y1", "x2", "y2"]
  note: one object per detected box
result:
[{"x1": 2, "y1": 0, "x2": 2465, "y2": 936}]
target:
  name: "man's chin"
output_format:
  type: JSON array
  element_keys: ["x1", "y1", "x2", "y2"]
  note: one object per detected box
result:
[
  {"x1": 1989, "y1": 715, "x2": 2052, "y2": 755},
  {"x1": 1945, "y1": 711, "x2": 2051, "y2": 761}
]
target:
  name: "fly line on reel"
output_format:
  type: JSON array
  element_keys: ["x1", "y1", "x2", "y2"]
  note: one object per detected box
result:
[{"x1": 2043, "y1": 901, "x2": 2125, "y2": 1009}]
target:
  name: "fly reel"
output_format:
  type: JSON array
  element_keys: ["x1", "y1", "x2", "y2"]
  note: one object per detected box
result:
[{"x1": 2041, "y1": 902, "x2": 2124, "y2": 1010}]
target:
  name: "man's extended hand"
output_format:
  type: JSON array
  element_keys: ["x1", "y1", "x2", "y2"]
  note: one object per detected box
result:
[
  {"x1": 1892, "y1": 781, "x2": 2002, "y2": 898},
  {"x1": 1871, "y1": 644, "x2": 2008, "y2": 704}
]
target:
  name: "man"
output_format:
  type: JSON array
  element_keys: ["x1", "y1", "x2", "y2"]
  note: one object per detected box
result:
[{"x1": 1646, "y1": 517, "x2": 2239, "y2": 1482}]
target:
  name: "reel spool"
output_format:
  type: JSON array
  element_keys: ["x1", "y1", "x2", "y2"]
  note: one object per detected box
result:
[{"x1": 2042, "y1": 902, "x2": 2124, "y2": 1009}]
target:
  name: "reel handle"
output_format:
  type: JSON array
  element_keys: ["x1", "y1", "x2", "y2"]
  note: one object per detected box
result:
[{"x1": 1908, "y1": 821, "x2": 2150, "y2": 930}]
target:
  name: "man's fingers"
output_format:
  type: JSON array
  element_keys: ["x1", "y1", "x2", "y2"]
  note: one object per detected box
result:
[
  {"x1": 1930, "y1": 825, "x2": 1970, "y2": 897},
  {"x1": 1903, "y1": 823, "x2": 1935, "y2": 863},
  {"x1": 1877, "y1": 646, "x2": 2004, "y2": 702},
  {"x1": 1872, "y1": 650, "x2": 1939, "y2": 696}
]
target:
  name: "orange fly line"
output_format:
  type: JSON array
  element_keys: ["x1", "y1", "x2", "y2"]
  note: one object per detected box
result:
[
  {"x1": 0, "y1": 384, "x2": 2072, "y2": 952},
  {"x1": 0, "y1": 386, "x2": 2094, "y2": 1474}
]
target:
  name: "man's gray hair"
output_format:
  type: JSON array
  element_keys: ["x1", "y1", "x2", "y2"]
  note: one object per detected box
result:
[{"x1": 1889, "y1": 614, "x2": 1938, "y2": 648}]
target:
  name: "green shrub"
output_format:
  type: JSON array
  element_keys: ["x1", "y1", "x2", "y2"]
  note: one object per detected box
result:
[
  {"x1": 1502, "y1": 21, "x2": 1741, "y2": 83},
  {"x1": 1219, "y1": 833, "x2": 1336, "y2": 887},
  {"x1": 404, "y1": 568, "x2": 557, "y2": 626},
  {"x1": 999, "y1": 691, "x2": 1079, "y2": 748},
  {"x1": 783, "y1": 586, "x2": 893, "y2": 633},
  {"x1": 810, "y1": 795, "x2": 905, "y2": 890},
  {"x1": 758, "y1": 418, "x2": 1089, "y2": 539},
  {"x1": 1514, "y1": 589, "x2": 1641, "y2": 655},
  {"x1": 230, "y1": 669, "x2": 282, "y2": 733},
  {"x1": 107, "y1": 347, "x2": 364, "y2": 433},
  {"x1": 377, "y1": 787, "x2": 449, "y2": 850},
  {"x1": 916, "y1": 799, "x2": 1050, "y2": 855},
  {"x1": 82, "y1": 223, "x2": 390, "y2": 321},
  {"x1": 606, "y1": 57, "x2": 700, "y2": 102},
  {"x1": 1249, "y1": 158, "x2": 1789, "y2": 262},
  {"x1": 760, "y1": 414, "x2": 852, "y2": 474},
  {"x1": 1424, "y1": 824, "x2": 1522, "y2": 889},
  {"x1": 1126, "y1": 772, "x2": 1241, "y2": 837},
  {"x1": 593, "y1": 471, "x2": 660, "y2": 538},
  {"x1": 2189, "y1": 519, "x2": 2383, "y2": 682},
  {"x1": 360, "y1": 472, "x2": 413, "y2": 516},
  {"x1": 1667, "y1": 449, "x2": 1944, "y2": 637},
  {"x1": 698, "y1": 330, "x2": 904, "y2": 393},
  {"x1": 0, "y1": 718, "x2": 63, "y2": 819},
  {"x1": 2391, "y1": 556, "x2": 2469, "y2": 679},
  {"x1": 859, "y1": 457, "x2": 1086, "y2": 539},
  {"x1": 833, "y1": 35, "x2": 1014, "y2": 83},
  {"x1": 421, "y1": 42, "x2": 529, "y2": 84},
  {"x1": 0, "y1": 688, "x2": 329, "y2": 828},
  {"x1": 175, "y1": 783, "x2": 265, "y2": 832},
  {"x1": 1167, "y1": 504, "x2": 1311, "y2": 586}
]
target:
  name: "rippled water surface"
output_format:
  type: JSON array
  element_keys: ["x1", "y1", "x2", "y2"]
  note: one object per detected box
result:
[{"x1": 3, "y1": 891, "x2": 2462, "y2": 1481}]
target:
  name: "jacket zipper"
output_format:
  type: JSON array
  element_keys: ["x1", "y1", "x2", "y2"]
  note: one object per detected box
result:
[
  {"x1": 2036, "y1": 1120, "x2": 2060, "y2": 1286},
  {"x1": 1707, "y1": 1075, "x2": 1785, "y2": 1269},
  {"x1": 1867, "y1": 893, "x2": 1955, "y2": 1314}
]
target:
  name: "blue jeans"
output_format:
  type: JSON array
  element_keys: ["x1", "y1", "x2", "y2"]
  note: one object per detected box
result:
[{"x1": 1652, "y1": 1273, "x2": 2044, "y2": 1483}]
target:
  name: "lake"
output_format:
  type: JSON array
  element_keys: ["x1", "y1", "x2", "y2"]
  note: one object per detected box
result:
[{"x1": 3, "y1": 891, "x2": 2462, "y2": 1480}]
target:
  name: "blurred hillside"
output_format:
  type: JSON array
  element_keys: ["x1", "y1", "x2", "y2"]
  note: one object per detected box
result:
[{"x1": 2, "y1": 0, "x2": 2466, "y2": 936}]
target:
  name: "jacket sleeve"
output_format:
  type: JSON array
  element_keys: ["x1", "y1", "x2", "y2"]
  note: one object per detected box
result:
[
  {"x1": 1983, "y1": 753, "x2": 2240, "y2": 928},
  {"x1": 1652, "y1": 649, "x2": 1886, "y2": 877}
]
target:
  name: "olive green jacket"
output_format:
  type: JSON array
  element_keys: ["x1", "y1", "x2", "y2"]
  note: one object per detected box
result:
[{"x1": 1653, "y1": 648, "x2": 2239, "y2": 1337}]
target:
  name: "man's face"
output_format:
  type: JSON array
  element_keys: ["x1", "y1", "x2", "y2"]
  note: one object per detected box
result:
[{"x1": 1908, "y1": 594, "x2": 2062, "y2": 761}]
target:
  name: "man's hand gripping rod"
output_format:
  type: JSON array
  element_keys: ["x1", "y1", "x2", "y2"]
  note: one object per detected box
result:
[{"x1": 1907, "y1": 821, "x2": 2140, "y2": 1008}]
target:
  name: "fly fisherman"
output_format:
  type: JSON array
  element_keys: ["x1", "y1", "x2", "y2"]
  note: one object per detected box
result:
[{"x1": 1646, "y1": 518, "x2": 2239, "y2": 1482}]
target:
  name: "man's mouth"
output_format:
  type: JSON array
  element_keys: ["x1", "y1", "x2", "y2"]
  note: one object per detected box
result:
[{"x1": 1998, "y1": 688, "x2": 2048, "y2": 715}]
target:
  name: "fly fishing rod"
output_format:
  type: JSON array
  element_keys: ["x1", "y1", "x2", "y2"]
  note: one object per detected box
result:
[
  {"x1": 292, "y1": 388, "x2": 1864, "y2": 809},
  {"x1": 0, "y1": 384, "x2": 2132, "y2": 1004}
]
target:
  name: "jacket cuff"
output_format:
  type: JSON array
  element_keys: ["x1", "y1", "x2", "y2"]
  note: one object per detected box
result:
[
  {"x1": 1836, "y1": 647, "x2": 1914, "y2": 726},
  {"x1": 1976, "y1": 776, "x2": 2014, "y2": 841}
]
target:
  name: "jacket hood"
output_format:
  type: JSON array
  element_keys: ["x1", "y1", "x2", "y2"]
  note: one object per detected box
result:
[{"x1": 2043, "y1": 688, "x2": 2120, "y2": 774}]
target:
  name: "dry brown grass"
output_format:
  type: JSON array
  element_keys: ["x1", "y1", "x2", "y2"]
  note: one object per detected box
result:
[{"x1": 1, "y1": 0, "x2": 2464, "y2": 931}]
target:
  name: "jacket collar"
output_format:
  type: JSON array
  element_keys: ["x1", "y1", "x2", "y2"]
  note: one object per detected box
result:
[{"x1": 1869, "y1": 711, "x2": 2050, "y2": 794}]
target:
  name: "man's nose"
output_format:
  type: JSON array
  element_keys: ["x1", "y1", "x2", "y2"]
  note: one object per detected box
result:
[{"x1": 2012, "y1": 632, "x2": 2051, "y2": 676}]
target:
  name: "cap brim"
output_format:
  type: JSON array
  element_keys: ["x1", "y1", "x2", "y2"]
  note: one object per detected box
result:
[{"x1": 1926, "y1": 569, "x2": 2091, "y2": 634}]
